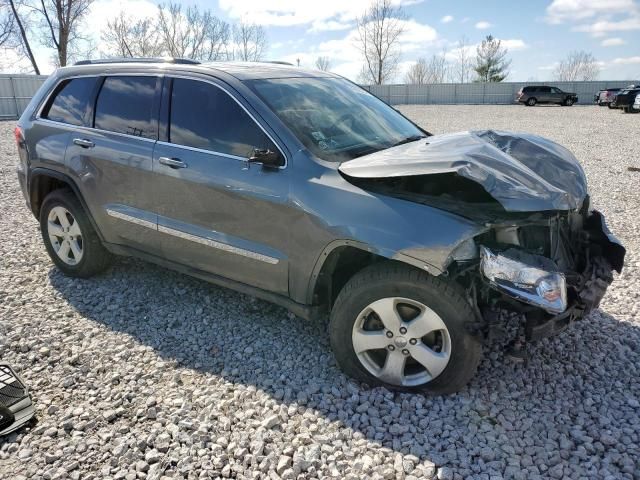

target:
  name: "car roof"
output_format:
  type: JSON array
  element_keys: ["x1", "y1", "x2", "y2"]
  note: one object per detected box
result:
[{"x1": 55, "y1": 59, "x2": 337, "y2": 81}]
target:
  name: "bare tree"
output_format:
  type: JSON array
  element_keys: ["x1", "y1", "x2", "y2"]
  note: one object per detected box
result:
[
  {"x1": 156, "y1": 3, "x2": 231, "y2": 61},
  {"x1": 32, "y1": 0, "x2": 95, "y2": 67},
  {"x1": 453, "y1": 35, "x2": 471, "y2": 83},
  {"x1": 102, "y1": 12, "x2": 163, "y2": 58},
  {"x1": 404, "y1": 58, "x2": 428, "y2": 84},
  {"x1": 232, "y1": 21, "x2": 267, "y2": 61},
  {"x1": 553, "y1": 50, "x2": 600, "y2": 81},
  {"x1": 356, "y1": 0, "x2": 406, "y2": 85},
  {"x1": 404, "y1": 53, "x2": 448, "y2": 84},
  {"x1": 315, "y1": 55, "x2": 330, "y2": 71},
  {"x1": 474, "y1": 34, "x2": 511, "y2": 82},
  {"x1": 1, "y1": 0, "x2": 15, "y2": 47},
  {"x1": 7, "y1": 0, "x2": 40, "y2": 73}
]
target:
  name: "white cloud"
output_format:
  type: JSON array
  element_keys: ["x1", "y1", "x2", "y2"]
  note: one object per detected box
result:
[
  {"x1": 444, "y1": 38, "x2": 527, "y2": 63},
  {"x1": 546, "y1": 0, "x2": 635, "y2": 24},
  {"x1": 441, "y1": 15, "x2": 454, "y2": 23},
  {"x1": 308, "y1": 20, "x2": 353, "y2": 32},
  {"x1": 218, "y1": 0, "x2": 423, "y2": 27},
  {"x1": 501, "y1": 39, "x2": 528, "y2": 50},
  {"x1": 612, "y1": 56, "x2": 640, "y2": 64},
  {"x1": 573, "y1": 17, "x2": 640, "y2": 36},
  {"x1": 87, "y1": 0, "x2": 158, "y2": 36},
  {"x1": 275, "y1": 19, "x2": 438, "y2": 81},
  {"x1": 475, "y1": 21, "x2": 492, "y2": 30},
  {"x1": 601, "y1": 37, "x2": 626, "y2": 46}
]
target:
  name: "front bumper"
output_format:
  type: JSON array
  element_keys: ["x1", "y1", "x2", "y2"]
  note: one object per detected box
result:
[{"x1": 478, "y1": 210, "x2": 625, "y2": 340}]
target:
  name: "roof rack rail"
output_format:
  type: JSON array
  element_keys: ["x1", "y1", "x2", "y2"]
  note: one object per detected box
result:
[
  {"x1": 264, "y1": 61, "x2": 294, "y2": 66},
  {"x1": 74, "y1": 57, "x2": 201, "y2": 66}
]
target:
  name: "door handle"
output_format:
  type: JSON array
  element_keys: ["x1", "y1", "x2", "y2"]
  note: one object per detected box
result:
[
  {"x1": 159, "y1": 157, "x2": 187, "y2": 169},
  {"x1": 73, "y1": 138, "x2": 94, "y2": 148}
]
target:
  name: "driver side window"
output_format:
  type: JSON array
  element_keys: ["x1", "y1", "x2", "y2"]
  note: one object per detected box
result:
[{"x1": 169, "y1": 78, "x2": 277, "y2": 158}]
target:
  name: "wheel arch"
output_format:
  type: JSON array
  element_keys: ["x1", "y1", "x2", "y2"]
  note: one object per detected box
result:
[
  {"x1": 306, "y1": 240, "x2": 442, "y2": 310},
  {"x1": 29, "y1": 168, "x2": 104, "y2": 242}
]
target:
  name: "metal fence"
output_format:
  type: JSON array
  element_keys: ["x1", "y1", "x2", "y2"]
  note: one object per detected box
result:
[
  {"x1": 0, "y1": 75, "x2": 48, "y2": 119},
  {"x1": 364, "y1": 80, "x2": 638, "y2": 105},
  {"x1": 1, "y1": 75, "x2": 638, "y2": 119}
]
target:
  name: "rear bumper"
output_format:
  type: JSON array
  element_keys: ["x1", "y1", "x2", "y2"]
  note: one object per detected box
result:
[{"x1": 16, "y1": 166, "x2": 29, "y2": 206}]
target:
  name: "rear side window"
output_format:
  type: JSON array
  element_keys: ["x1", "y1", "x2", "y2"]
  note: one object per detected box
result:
[
  {"x1": 42, "y1": 77, "x2": 98, "y2": 126},
  {"x1": 539, "y1": 87, "x2": 551, "y2": 93},
  {"x1": 523, "y1": 87, "x2": 533, "y2": 92},
  {"x1": 94, "y1": 76, "x2": 158, "y2": 138},
  {"x1": 168, "y1": 78, "x2": 276, "y2": 158}
]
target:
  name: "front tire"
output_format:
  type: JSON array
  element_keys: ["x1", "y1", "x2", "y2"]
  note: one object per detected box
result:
[
  {"x1": 40, "y1": 189, "x2": 112, "y2": 278},
  {"x1": 564, "y1": 98, "x2": 574, "y2": 106},
  {"x1": 329, "y1": 263, "x2": 482, "y2": 394}
]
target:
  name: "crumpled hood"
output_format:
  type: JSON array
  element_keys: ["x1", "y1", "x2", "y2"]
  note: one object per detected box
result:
[{"x1": 339, "y1": 130, "x2": 588, "y2": 212}]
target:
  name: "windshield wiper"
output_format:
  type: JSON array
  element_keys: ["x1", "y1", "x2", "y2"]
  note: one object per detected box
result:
[{"x1": 390, "y1": 135, "x2": 427, "y2": 148}]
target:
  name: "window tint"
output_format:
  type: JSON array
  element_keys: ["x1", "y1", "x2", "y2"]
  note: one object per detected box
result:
[
  {"x1": 42, "y1": 77, "x2": 98, "y2": 126},
  {"x1": 94, "y1": 76, "x2": 157, "y2": 138},
  {"x1": 540, "y1": 87, "x2": 551, "y2": 93},
  {"x1": 169, "y1": 78, "x2": 276, "y2": 157},
  {"x1": 551, "y1": 87, "x2": 562, "y2": 93}
]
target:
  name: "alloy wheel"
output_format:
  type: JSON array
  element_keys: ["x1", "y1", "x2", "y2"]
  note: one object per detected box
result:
[
  {"x1": 351, "y1": 297, "x2": 451, "y2": 387},
  {"x1": 47, "y1": 206, "x2": 84, "y2": 265}
]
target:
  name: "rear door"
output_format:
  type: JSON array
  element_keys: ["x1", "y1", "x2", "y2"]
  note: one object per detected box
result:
[
  {"x1": 64, "y1": 75, "x2": 163, "y2": 254},
  {"x1": 151, "y1": 76, "x2": 290, "y2": 294},
  {"x1": 32, "y1": 76, "x2": 98, "y2": 189},
  {"x1": 538, "y1": 86, "x2": 552, "y2": 102}
]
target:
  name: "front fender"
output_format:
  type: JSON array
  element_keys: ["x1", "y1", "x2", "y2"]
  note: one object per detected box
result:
[{"x1": 289, "y1": 161, "x2": 487, "y2": 303}]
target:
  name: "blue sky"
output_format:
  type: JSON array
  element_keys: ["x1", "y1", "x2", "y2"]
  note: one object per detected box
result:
[{"x1": 4, "y1": 0, "x2": 640, "y2": 81}]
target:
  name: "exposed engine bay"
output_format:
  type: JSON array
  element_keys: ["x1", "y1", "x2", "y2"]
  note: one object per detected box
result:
[
  {"x1": 449, "y1": 203, "x2": 625, "y2": 341},
  {"x1": 350, "y1": 170, "x2": 626, "y2": 340}
]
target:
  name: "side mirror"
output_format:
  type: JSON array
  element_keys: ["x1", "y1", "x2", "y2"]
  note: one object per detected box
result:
[{"x1": 249, "y1": 148, "x2": 284, "y2": 168}]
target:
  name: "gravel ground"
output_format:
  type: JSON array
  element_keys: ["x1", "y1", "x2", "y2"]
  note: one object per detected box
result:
[{"x1": 1, "y1": 105, "x2": 639, "y2": 480}]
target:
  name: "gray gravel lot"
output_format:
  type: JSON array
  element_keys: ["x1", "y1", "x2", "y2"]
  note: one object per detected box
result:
[{"x1": 1, "y1": 105, "x2": 639, "y2": 480}]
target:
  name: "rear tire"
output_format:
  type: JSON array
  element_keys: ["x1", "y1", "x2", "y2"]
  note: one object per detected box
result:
[
  {"x1": 608, "y1": 104, "x2": 616, "y2": 109},
  {"x1": 329, "y1": 262, "x2": 483, "y2": 394},
  {"x1": 526, "y1": 98, "x2": 537, "y2": 106},
  {"x1": 40, "y1": 189, "x2": 112, "y2": 278}
]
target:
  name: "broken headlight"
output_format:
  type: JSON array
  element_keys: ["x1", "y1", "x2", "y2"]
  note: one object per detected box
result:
[{"x1": 480, "y1": 246, "x2": 567, "y2": 314}]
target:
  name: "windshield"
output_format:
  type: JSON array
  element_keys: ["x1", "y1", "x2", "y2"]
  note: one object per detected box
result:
[{"x1": 246, "y1": 77, "x2": 426, "y2": 162}]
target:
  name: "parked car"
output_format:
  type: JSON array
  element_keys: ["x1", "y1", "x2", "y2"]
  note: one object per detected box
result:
[
  {"x1": 594, "y1": 88, "x2": 621, "y2": 107},
  {"x1": 15, "y1": 59, "x2": 625, "y2": 393},
  {"x1": 634, "y1": 93, "x2": 640, "y2": 113},
  {"x1": 613, "y1": 85, "x2": 640, "y2": 113},
  {"x1": 516, "y1": 86, "x2": 578, "y2": 106}
]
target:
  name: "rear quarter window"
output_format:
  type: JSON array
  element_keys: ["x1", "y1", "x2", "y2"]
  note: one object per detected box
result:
[
  {"x1": 94, "y1": 76, "x2": 158, "y2": 139},
  {"x1": 41, "y1": 77, "x2": 98, "y2": 126}
]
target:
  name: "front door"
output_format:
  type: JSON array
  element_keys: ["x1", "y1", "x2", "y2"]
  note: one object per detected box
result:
[
  {"x1": 152, "y1": 77, "x2": 290, "y2": 294},
  {"x1": 64, "y1": 75, "x2": 163, "y2": 254}
]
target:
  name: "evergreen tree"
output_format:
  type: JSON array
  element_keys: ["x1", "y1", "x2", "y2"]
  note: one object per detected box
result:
[{"x1": 474, "y1": 35, "x2": 511, "y2": 82}]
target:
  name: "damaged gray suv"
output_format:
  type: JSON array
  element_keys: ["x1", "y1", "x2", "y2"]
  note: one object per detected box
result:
[{"x1": 16, "y1": 59, "x2": 625, "y2": 394}]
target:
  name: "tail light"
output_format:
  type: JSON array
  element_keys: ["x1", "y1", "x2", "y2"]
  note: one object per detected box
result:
[{"x1": 14, "y1": 126, "x2": 24, "y2": 148}]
